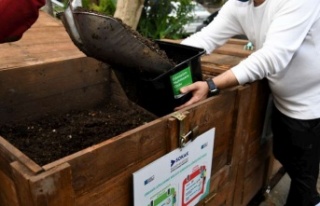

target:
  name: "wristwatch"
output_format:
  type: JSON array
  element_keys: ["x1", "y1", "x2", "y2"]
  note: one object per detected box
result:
[{"x1": 206, "y1": 78, "x2": 219, "y2": 97}]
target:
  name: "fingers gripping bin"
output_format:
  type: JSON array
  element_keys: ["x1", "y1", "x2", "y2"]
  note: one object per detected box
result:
[{"x1": 115, "y1": 40, "x2": 205, "y2": 117}]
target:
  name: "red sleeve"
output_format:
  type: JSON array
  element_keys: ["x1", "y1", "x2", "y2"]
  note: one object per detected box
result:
[{"x1": 0, "y1": 0, "x2": 46, "y2": 43}]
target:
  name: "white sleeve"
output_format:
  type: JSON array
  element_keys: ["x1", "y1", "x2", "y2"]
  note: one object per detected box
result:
[
  {"x1": 232, "y1": 0, "x2": 320, "y2": 85},
  {"x1": 181, "y1": 0, "x2": 245, "y2": 54}
]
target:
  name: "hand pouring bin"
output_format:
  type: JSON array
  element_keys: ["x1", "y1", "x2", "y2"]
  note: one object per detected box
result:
[
  {"x1": 57, "y1": 3, "x2": 205, "y2": 116},
  {"x1": 114, "y1": 40, "x2": 205, "y2": 117},
  {"x1": 58, "y1": 7, "x2": 174, "y2": 76}
]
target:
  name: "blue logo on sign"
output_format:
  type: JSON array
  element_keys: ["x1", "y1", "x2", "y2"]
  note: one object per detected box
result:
[
  {"x1": 170, "y1": 152, "x2": 189, "y2": 167},
  {"x1": 144, "y1": 175, "x2": 154, "y2": 185},
  {"x1": 201, "y1": 142, "x2": 208, "y2": 149},
  {"x1": 171, "y1": 160, "x2": 175, "y2": 167}
]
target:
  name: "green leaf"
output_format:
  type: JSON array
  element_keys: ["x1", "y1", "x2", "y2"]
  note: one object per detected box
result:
[{"x1": 138, "y1": 0, "x2": 194, "y2": 39}]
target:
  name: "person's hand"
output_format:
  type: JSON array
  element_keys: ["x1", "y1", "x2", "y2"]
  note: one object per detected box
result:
[{"x1": 174, "y1": 81, "x2": 208, "y2": 111}]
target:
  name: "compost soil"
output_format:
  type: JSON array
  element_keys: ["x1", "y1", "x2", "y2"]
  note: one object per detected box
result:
[
  {"x1": 0, "y1": 103, "x2": 156, "y2": 166},
  {"x1": 74, "y1": 7, "x2": 175, "y2": 65}
]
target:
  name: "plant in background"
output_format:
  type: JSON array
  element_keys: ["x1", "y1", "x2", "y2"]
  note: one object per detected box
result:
[
  {"x1": 53, "y1": 0, "x2": 116, "y2": 14},
  {"x1": 81, "y1": 0, "x2": 117, "y2": 15},
  {"x1": 54, "y1": 0, "x2": 194, "y2": 39},
  {"x1": 137, "y1": 0, "x2": 194, "y2": 40},
  {"x1": 50, "y1": 0, "x2": 68, "y2": 13}
]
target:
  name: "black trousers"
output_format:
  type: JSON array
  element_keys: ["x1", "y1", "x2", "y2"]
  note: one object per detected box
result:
[{"x1": 272, "y1": 106, "x2": 320, "y2": 206}]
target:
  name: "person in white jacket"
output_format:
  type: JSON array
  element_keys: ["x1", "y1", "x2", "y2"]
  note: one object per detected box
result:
[{"x1": 176, "y1": 0, "x2": 320, "y2": 205}]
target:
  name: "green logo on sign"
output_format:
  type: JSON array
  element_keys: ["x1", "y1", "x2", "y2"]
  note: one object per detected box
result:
[{"x1": 170, "y1": 66, "x2": 193, "y2": 99}]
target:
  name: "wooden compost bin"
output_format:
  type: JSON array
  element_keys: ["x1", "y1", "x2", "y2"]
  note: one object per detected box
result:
[{"x1": 0, "y1": 12, "x2": 281, "y2": 206}]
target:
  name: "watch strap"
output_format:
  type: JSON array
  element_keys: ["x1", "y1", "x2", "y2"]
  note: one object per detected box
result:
[{"x1": 206, "y1": 78, "x2": 219, "y2": 97}]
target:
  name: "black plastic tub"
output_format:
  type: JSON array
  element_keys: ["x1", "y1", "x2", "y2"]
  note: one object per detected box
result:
[{"x1": 114, "y1": 40, "x2": 205, "y2": 116}]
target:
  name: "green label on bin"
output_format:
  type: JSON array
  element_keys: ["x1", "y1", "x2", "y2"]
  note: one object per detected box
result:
[{"x1": 170, "y1": 66, "x2": 193, "y2": 99}]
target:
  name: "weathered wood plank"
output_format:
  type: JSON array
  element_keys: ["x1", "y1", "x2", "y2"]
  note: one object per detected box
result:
[
  {"x1": 167, "y1": 117, "x2": 179, "y2": 152},
  {"x1": 231, "y1": 80, "x2": 270, "y2": 205},
  {"x1": 0, "y1": 137, "x2": 43, "y2": 175},
  {"x1": 0, "y1": 11, "x2": 83, "y2": 70},
  {"x1": 242, "y1": 164, "x2": 265, "y2": 205},
  {"x1": 0, "y1": 58, "x2": 109, "y2": 103},
  {"x1": 11, "y1": 161, "x2": 39, "y2": 206},
  {"x1": 0, "y1": 58, "x2": 111, "y2": 123},
  {"x1": 29, "y1": 163, "x2": 75, "y2": 206},
  {"x1": 226, "y1": 85, "x2": 253, "y2": 205},
  {"x1": 245, "y1": 151, "x2": 268, "y2": 180},
  {"x1": 202, "y1": 65, "x2": 228, "y2": 77},
  {"x1": 0, "y1": 51, "x2": 85, "y2": 70},
  {"x1": 215, "y1": 43, "x2": 252, "y2": 58},
  {"x1": 74, "y1": 149, "x2": 165, "y2": 206},
  {"x1": 31, "y1": 12, "x2": 63, "y2": 27},
  {"x1": 227, "y1": 38, "x2": 250, "y2": 45},
  {"x1": 203, "y1": 182, "x2": 232, "y2": 205},
  {"x1": 201, "y1": 53, "x2": 244, "y2": 69},
  {"x1": 180, "y1": 90, "x2": 238, "y2": 175},
  {"x1": 41, "y1": 119, "x2": 168, "y2": 195},
  {"x1": 208, "y1": 165, "x2": 231, "y2": 195},
  {"x1": 0, "y1": 169, "x2": 19, "y2": 206}
]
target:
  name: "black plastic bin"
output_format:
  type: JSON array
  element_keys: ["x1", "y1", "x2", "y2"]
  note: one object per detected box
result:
[{"x1": 114, "y1": 40, "x2": 205, "y2": 116}]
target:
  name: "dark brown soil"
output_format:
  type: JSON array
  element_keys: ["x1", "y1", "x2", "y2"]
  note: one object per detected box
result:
[
  {"x1": 0, "y1": 103, "x2": 156, "y2": 166},
  {"x1": 74, "y1": 7, "x2": 175, "y2": 65}
]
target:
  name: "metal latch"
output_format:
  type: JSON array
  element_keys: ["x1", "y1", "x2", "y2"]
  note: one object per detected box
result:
[{"x1": 172, "y1": 112, "x2": 199, "y2": 149}]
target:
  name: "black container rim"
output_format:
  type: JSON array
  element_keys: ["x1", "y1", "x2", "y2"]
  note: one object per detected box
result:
[{"x1": 143, "y1": 40, "x2": 206, "y2": 82}]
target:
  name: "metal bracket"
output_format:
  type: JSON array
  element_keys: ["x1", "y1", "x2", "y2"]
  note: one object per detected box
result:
[
  {"x1": 172, "y1": 112, "x2": 200, "y2": 149},
  {"x1": 172, "y1": 112, "x2": 186, "y2": 121}
]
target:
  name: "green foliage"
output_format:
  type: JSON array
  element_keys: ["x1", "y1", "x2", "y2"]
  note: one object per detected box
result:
[
  {"x1": 51, "y1": 0, "x2": 68, "y2": 13},
  {"x1": 82, "y1": 0, "x2": 117, "y2": 15},
  {"x1": 56, "y1": 0, "x2": 195, "y2": 39},
  {"x1": 137, "y1": 0, "x2": 195, "y2": 40},
  {"x1": 54, "y1": 0, "x2": 116, "y2": 14}
]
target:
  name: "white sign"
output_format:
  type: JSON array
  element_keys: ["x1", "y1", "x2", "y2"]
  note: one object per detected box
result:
[{"x1": 133, "y1": 128, "x2": 215, "y2": 206}]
